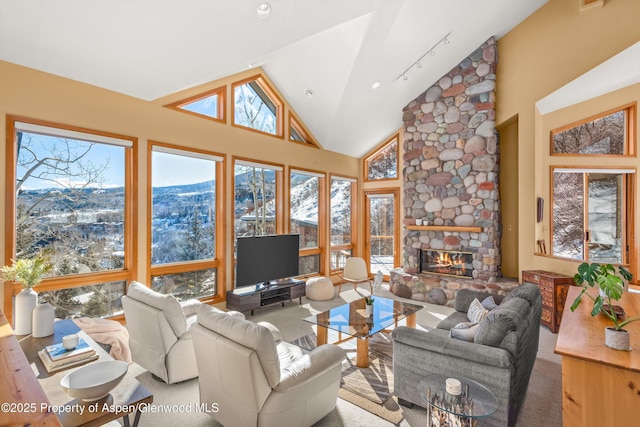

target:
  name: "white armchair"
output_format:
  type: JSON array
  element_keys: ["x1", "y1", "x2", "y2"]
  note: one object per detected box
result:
[
  {"x1": 122, "y1": 281, "x2": 244, "y2": 384},
  {"x1": 192, "y1": 304, "x2": 346, "y2": 427}
]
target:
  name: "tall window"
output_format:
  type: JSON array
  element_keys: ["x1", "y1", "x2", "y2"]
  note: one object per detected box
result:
[
  {"x1": 290, "y1": 169, "x2": 324, "y2": 276},
  {"x1": 149, "y1": 144, "x2": 223, "y2": 301},
  {"x1": 6, "y1": 118, "x2": 135, "y2": 319},
  {"x1": 366, "y1": 192, "x2": 398, "y2": 276},
  {"x1": 365, "y1": 134, "x2": 399, "y2": 181},
  {"x1": 164, "y1": 86, "x2": 226, "y2": 123},
  {"x1": 551, "y1": 104, "x2": 635, "y2": 155},
  {"x1": 552, "y1": 168, "x2": 633, "y2": 264},
  {"x1": 234, "y1": 160, "x2": 281, "y2": 238},
  {"x1": 330, "y1": 176, "x2": 355, "y2": 270},
  {"x1": 232, "y1": 75, "x2": 283, "y2": 137}
]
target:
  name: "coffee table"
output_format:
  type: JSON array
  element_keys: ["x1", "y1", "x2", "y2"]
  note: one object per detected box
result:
[
  {"x1": 18, "y1": 319, "x2": 153, "y2": 427},
  {"x1": 304, "y1": 296, "x2": 423, "y2": 368},
  {"x1": 418, "y1": 373, "x2": 498, "y2": 426}
]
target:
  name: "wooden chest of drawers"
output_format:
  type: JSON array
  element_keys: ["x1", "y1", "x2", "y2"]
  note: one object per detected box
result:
[{"x1": 522, "y1": 270, "x2": 573, "y2": 333}]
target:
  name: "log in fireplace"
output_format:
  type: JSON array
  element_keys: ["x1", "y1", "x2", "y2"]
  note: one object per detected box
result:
[{"x1": 420, "y1": 249, "x2": 474, "y2": 278}]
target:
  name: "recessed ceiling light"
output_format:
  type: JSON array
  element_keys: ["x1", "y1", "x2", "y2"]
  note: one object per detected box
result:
[
  {"x1": 371, "y1": 81, "x2": 381, "y2": 89},
  {"x1": 305, "y1": 89, "x2": 315, "y2": 97},
  {"x1": 256, "y1": 2, "x2": 271, "y2": 19}
]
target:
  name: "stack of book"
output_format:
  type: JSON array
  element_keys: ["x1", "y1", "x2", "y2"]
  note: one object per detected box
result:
[{"x1": 38, "y1": 337, "x2": 98, "y2": 372}]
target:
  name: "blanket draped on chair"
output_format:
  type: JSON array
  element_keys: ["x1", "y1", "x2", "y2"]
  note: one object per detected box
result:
[{"x1": 73, "y1": 317, "x2": 132, "y2": 363}]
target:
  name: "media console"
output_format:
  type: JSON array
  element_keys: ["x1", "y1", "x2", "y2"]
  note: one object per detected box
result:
[{"x1": 226, "y1": 280, "x2": 306, "y2": 315}]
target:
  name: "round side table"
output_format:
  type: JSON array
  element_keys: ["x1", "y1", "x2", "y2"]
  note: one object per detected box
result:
[{"x1": 418, "y1": 373, "x2": 498, "y2": 426}]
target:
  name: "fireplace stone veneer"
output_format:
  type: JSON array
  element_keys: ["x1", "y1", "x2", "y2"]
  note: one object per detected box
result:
[{"x1": 393, "y1": 38, "x2": 503, "y2": 305}]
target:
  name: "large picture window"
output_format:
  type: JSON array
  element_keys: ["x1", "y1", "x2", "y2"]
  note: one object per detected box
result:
[
  {"x1": 149, "y1": 144, "x2": 223, "y2": 301},
  {"x1": 6, "y1": 118, "x2": 135, "y2": 319},
  {"x1": 552, "y1": 168, "x2": 634, "y2": 264}
]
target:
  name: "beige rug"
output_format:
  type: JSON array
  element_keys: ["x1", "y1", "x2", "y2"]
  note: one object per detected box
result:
[{"x1": 293, "y1": 331, "x2": 403, "y2": 425}]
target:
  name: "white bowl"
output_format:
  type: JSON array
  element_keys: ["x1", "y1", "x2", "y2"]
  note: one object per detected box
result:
[{"x1": 60, "y1": 360, "x2": 128, "y2": 401}]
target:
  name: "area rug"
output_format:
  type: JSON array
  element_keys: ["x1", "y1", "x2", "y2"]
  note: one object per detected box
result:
[{"x1": 292, "y1": 332, "x2": 404, "y2": 425}]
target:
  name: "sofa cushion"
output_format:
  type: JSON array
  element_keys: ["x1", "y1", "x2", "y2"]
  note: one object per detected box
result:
[
  {"x1": 454, "y1": 289, "x2": 505, "y2": 312},
  {"x1": 475, "y1": 297, "x2": 529, "y2": 347},
  {"x1": 436, "y1": 311, "x2": 469, "y2": 331},
  {"x1": 467, "y1": 298, "x2": 489, "y2": 323},
  {"x1": 481, "y1": 295, "x2": 499, "y2": 310},
  {"x1": 449, "y1": 321, "x2": 480, "y2": 342},
  {"x1": 501, "y1": 282, "x2": 540, "y2": 307}
]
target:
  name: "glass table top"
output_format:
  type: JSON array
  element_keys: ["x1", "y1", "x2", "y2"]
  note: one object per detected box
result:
[
  {"x1": 419, "y1": 373, "x2": 498, "y2": 419},
  {"x1": 303, "y1": 296, "x2": 423, "y2": 339}
]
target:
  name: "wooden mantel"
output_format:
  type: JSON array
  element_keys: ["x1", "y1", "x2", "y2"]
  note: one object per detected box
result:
[{"x1": 406, "y1": 225, "x2": 483, "y2": 233}]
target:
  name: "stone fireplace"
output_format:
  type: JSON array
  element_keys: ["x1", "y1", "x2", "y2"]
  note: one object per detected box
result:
[
  {"x1": 389, "y1": 38, "x2": 515, "y2": 306},
  {"x1": 420, "y1": 249, "x2": 473, "y2": 278}
]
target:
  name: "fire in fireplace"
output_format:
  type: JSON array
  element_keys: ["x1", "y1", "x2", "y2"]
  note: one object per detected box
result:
[{"x1": 420, "y1": 249, "x2": 473, "y2": 278}]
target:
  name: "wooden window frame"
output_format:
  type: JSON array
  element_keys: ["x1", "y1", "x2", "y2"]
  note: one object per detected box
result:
[
  {"x1": 549, "y1": 166, "x2": 636, "y2": 276},
  {"x1": 231, "y1": 157, "x2": 285, "y2": 287},
  {"x1": 550, "y1": 103, "x2": 636, "y2": 157},
  {"x1": 231, "y1": 74, "x2": 284, "y2": 139},
  {"x1": 363, "y1": 133, "x2": 400, "y2": 182},
  {"x1": 289, "y1": 113, "x2": 319, "y2": 148},
  {"x1": 164, "y1": 86, "x2": 226, "y2": 124},
  {"x1": 147, "y1": 142, "x2": 226, "y2": 304},
  {"x1": 4, "y1": 115, "x2": 137, "y2": 322},
  {"x1": 329, "y1": 175, "x2": 357, "y2": 273},
  {"x1": 288, "y1": 167, "x2": 326, "y2": 277}
]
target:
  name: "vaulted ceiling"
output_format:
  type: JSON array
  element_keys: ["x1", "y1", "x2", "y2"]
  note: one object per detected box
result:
[{"x1": 0, "y1": 0, "x2": 548, "y2": 158}]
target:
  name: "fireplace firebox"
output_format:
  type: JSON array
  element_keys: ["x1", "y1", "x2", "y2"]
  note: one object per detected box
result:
[{"x1": 420, "y1": 249, "x2": 473, "y2": 278}]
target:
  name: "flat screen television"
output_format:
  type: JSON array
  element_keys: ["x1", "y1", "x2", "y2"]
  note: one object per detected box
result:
[{"x1": 236, "y1": 234, "x2": 300, "y2": 289}]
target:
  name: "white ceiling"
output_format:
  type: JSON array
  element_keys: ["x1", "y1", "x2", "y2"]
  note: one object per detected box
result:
[{"x1": 0, "y1": 0, "x2": 548, "y2": 158}]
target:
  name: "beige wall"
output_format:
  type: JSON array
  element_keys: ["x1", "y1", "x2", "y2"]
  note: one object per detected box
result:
[
  {"x1": 497, "y1": 0, "x2": 640, "y2": 279},
  {"x1": 0, "y1": 61, "x2": 359, "y2": 307}
]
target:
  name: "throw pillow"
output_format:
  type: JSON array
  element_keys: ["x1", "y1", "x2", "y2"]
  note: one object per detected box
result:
[
  {"x1": 481, "y1": 296, "x2": 499, "y2": 311},
  {"x1": 449, "y1": 321, "x2": 480, "y2": 342},
  {"x1": 467, "y1": 298, "x2": 489, "y2": 323}
]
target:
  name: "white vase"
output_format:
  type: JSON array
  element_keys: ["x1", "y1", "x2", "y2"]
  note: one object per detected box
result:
[
  {"x1": 365, "y1": 304, "x2": 373, "y2": 316},
  {"x1": 604, "y1": 327, "x2": 631, "y2": 351},
  {"x1": 14, "y1": 288, "x2": 37, "y2": 335},
  {"x1": 32, "y1": 302, "x2": 55, "y2": 337}
]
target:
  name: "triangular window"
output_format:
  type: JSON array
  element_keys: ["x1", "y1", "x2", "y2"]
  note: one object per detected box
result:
[
  {"x1": 289, "y1": 114, "x2": 319, "y2": 148},
  {"x1": 165, "y1": 87, "x2": 226, "y2": 123},
  {"x1": 232, "y1": 75, "x2": 283, "y2": 137}
]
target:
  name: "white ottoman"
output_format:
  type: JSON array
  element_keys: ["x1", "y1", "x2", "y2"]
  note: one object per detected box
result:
[{"x1": 306, "y1": 277, "x2": 335, "y2": 301}]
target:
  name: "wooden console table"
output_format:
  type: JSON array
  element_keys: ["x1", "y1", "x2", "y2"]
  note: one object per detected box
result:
[
  {"x1": 555, "y1": 287, "x2": 640, "y2": 426},
  {"x1": 0, "y1": 310, "x2": 61, "y2": 426}
]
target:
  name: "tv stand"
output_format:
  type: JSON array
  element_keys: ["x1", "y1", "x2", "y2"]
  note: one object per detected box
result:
[{"x1": 227, "y1": 280, "x2": 305, "y2": 315}]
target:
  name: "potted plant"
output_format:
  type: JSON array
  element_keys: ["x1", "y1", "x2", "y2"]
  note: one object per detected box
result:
[
  {"x1": 571, "y1": 262, "x2": 639, "y2": 350},
  {"x1": 364, "y1": 296, "x2": 374, "y2": 316},
  {"x1": 2, "y1": 255, "x2": 53, "y2": 335}
]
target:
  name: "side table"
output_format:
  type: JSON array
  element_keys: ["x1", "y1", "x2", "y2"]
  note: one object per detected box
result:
[{"x1": 418, "y1": 373, "x2": 497, "y2": 427}]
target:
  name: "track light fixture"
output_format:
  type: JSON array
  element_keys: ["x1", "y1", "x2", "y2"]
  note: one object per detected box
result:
[{"x1": 395, "y1": 32, "x2": 452, "y2": 82}]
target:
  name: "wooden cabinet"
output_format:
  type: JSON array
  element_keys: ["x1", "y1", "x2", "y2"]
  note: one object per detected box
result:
[
  {"x1": 555, "y1": 287, "x2": 640, "y2": 426},
  {"x1": 522, "y1": 270, "x2": 573, "y2": 333}
]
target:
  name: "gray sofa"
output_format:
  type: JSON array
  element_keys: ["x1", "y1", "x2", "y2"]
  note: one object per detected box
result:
[{"x1": 392, "y1": 282, "x2": 542, "y2": 427}]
